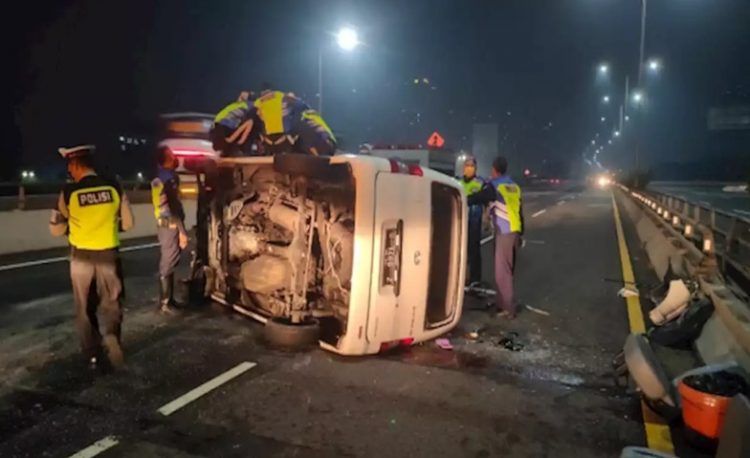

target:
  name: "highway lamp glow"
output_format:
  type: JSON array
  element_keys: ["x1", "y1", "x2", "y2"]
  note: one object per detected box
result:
[
  {"x1": 29, "y1": 171, "x2": 35, "y2": 179},
  {"x1": 608, "y1": 140, "x2": 612, "y2": 145},
  {"x1": 614, "y1": 130, "x2": 621, "y2": 137},
  {"x1": 663, "y1": 210, "x2": 670, "y2": 220},
  {"x1": 632, "y1": 91, "x2": 644, "y2": 104},
  {"x1": 625, "y1": 115, "x2": 630, "y2": 122},
  {"x1": 703, "y1": 239, "x2": 713, "y2": 254},
  {"x1": 598, "y1": 63, "x2": 609, "y2": 75},
  {"x1": 648, "y1": 59, "x2": 661, "y2": 73},
  {"x1": 591, "y1": 140, "x2": 596, "y2": 145},
  {"x1": 672, "y1": 216, "x2": 680, "y2": 226},
  {"x1": 601, "y1": 116, "x2": 606, "y2": 122},
  {"x1": 137, "y1": 172, "x2": 144, "y2": 180},
  {"x1": 603, "y1": 95, "x2": 610, "y2": 103},
  {"x1": 685, "y1": 224, "x2": 693, "y2": 237},
  {"x1": 336, "y1": 27, "x2": 359, "y2": 51}
]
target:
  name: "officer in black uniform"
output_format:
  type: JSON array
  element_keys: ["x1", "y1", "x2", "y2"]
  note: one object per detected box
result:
[{"x1": 49, "y1": 145, "x2": 134, "y2": 369}]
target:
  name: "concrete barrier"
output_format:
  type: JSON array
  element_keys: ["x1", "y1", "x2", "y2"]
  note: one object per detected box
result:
[
  {"x1": 617, "y1": 190, "x2": 749, "y2": 372},
  {"x1": 0, "y1": 202, "x2": 196, "y2": 255}
]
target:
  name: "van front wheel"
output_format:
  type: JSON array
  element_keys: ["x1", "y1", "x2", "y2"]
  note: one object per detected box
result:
[{"x1": 264, "y1": 317, "x2": 320, "y2": 351}]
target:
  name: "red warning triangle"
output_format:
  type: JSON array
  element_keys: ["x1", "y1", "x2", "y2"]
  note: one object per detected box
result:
[{"x1": 427, "y1": 131, "x2": 445, "y2": 148}]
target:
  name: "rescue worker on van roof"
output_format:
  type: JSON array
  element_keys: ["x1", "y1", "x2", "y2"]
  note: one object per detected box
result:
[
  {"x1": 152, "y1": 146, "x2": 189, "y2": 314},
  {"x1": 468, "y1": 156, "x2": 524, "y2": 319},
  {"x1": 460, "y1": 156, "x2": 485, "y2": 287},
  {"x1": 49, "y1": 144, "x2": 134, "y2": 369},
  {"x1": 295, "y1": 109, "x2": 337, "y2": 156},
  {"x1": 251, "y1": 82, "x2": 310, "y2": 155},
  {"x1": 212, "y1": 91, "x2": 261, "y2": 156}
]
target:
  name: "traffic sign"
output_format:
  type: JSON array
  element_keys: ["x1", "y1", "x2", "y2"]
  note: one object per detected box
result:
[{"x1": 427, "y1": 131, "x2": 445, "y2": 148}]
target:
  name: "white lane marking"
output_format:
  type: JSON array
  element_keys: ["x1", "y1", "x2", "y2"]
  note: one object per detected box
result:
[
  {"x1": 532, "y1": 209, "x2": 547, "y2": 218},
  {"x1": 157, "y1": 361, "x2": 257, "y2": 416},
  {"x1": 0, "y1": 242, "x2": 159, "y2": 272},
  {"x1": 0, "y1": 256, "x2": 68, "y2": 272},
  {"x1": 480, "y1": 235, "x2": 494, "y2": 246},
  {"x1": 68, "y1": 436, "x2": 119, "y2": 458},
  {"x1": 556, "y1": 201, "x2": 566, "y2": 206}
]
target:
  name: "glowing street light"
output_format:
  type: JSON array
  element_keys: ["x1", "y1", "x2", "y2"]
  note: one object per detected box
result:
[
  {"x1": 336, "y1": 27, "x2": 359, "y2": 51},
  {"x1": 603, "y1": 95, "x2": 610, "y2": 104},
  {"x1": 614, "y1": 130, "x2": 621, "y2": 137},
  {"x1": 632, "y1": 91, "x2": 644, "y2": 104},
  {"x1": 647, "y1": 58, "x2": 661, "y2": 73},
  {"x1": 601, "y1": 116, "x2": 606, "y2": 122},
  {"x1": 591, "y1": 140, "x2": 596, "y2": 145},
  {"x1": 598, "y1": 63, "x2": 609, "y2": 75}
]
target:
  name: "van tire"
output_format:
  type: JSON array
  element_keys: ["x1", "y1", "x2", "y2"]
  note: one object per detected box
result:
[
  {"x1": 264, "y1": 317, "x2": 320, "y2": 350},
  {"x1": 273, "y1": 154, "x2": 331, "y2": 178}
]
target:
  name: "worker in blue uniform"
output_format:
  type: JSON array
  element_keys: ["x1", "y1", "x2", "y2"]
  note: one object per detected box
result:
[{"x1": 468, "y1": 156, "x2": 524, "y2": 319}]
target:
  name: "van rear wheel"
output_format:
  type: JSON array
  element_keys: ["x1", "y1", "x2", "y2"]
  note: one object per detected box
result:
[{"x1": 264, "y1": 317, "x2": 320, "y2": 351}]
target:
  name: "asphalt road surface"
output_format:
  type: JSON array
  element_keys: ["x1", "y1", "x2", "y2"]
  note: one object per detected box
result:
[
  {"x1": 650, "y1": 182, "x2": 750, "y2": 219},
  {"x1": 1, "y1": 186, "x2": 663, "y2": 457}
]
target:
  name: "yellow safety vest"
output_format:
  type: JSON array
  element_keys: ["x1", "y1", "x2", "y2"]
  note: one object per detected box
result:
[
  {"x1": 494, "y1": 181, "x2": 523, "y2": 233},
  {"x1": 254, "y1": 91, "x2": 286, "y2": 135},
  {"x1": 65, "y1": 176, "x2": 121, "y2": 250},
  {"x1": 462, "y1": 177, "x2": 483, "y2": 197},
  {"x1": 301, "y1": 110, "x2": 336, "y2": 143},
  {"x1": 214, "y1": 100, "x2": 249, "y2": 128}
]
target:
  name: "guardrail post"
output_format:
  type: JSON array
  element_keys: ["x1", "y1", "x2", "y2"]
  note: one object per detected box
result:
[{"x1": 17, "y1": 184, "x2": 26, "y2": 210}]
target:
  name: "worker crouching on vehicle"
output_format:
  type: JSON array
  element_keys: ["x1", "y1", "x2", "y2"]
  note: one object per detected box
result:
[
  {"x1": 295, "y1": 109, "x2": 337, "y2": 156},
  {"x1": 460, "y1": 156, "x2": 485, "y2": 287},
  {"x1": 49, "y1": 145, "x2": 134, "y2": 369},
  {"x1": 152, "y1": 146, "x2": 189, "y2": 314},
  {"x1": 468, "y1": 156, "x2": 524, "y2": 319},
  {"x1": 212, "y1": 91, "x2": 261, "y2": 156}
]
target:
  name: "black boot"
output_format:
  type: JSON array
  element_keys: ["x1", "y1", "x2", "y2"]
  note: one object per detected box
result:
[{"x1": 159, "y1": 275, "x2": 178, "y2": 315}]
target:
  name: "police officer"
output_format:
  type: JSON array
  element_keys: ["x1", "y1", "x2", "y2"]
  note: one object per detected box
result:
[
  {"x1": 151, "y1": 146, "x2": 189, "y2": 314},
  {"x1": 460, "y1": 156, "x2": 485, "y2": 287},
  {"x1": 49, "y1": 145, "x2": 134, "y2": 368},
  {"x1": 212, "y1": 91, "x2": 261, "y2": 156},
  {"x1": 295, "y1": 109, "x2": 337, "y2": 156},
  {"x1": 251, "y1": 83, "x2": 310, "y2": 155},
  {"x1": 468, "y1": 156, "x2": 524, "y2": 319}
]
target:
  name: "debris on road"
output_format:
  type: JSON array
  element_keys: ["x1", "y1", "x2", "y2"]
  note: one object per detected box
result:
[
  {"x1": 436, "y1": 338, "x2": 454, "y2": 350},
  {"x1": 524, "y1": 304, "x2": 550, "y2": 316},
  {"x1": 617, "y1": 287, "x2": 640, "y2": 298},
  {"x1": 497, "y1": 332, "x2": 524, "y2": 352}
]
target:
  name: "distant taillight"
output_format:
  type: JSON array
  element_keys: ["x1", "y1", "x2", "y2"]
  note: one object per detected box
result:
[
  {"x1": 171, "y1": 149, "x2": 212, "y2": 157},
  {"x1": 407, "y1": 164, "x2": 423, "y2": 176}
]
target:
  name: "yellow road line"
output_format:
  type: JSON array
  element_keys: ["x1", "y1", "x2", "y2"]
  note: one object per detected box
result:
[{"x1": 611, "y1": 193, "x2": 675, "y2": 454}]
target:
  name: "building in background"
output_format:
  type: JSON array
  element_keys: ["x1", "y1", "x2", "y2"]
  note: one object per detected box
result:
[{"x1": 471, "y1": 123, "x2": 498, "y2": 178}]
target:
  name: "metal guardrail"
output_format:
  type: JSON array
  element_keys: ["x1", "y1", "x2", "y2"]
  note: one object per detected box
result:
[{"x1": 626, "y1": 186, "x2": 750, "y2": 299}]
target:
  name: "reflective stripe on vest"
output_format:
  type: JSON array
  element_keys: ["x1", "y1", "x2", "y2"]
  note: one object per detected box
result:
[
  {"x1": 493, "y1": 182, "x2": 522, "y2": 233},
  {"x1": 68, "y1": 185, "x2": 121, "y2": 250},
  {"x1": 214, "y1": 101, "x2": 249, "y2": 129},
  {"x1": 254, "y1": 91, "x2": 285, "y2": 135},
  {"x1": 301, "y1": 110, "x2": 336, "y2": 142}
]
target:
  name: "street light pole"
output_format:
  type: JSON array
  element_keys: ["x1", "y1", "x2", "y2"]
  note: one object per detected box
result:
[
  {"x1": 318, "y1": 47, "x2": 324, "y2": 115},
  {"x1": 638, "y1": 0, "x2": 647, "y2": 85}
]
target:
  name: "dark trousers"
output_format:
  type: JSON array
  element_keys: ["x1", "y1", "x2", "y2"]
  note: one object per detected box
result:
[
  {"x1": 158, "y1": 226, "x2": 181, "y2": 277},
  {"x1": 70, "y1": 249, "x2": 123, "y2": 359},
  {"x1": 494, "y1": 232, "x2": 519, "y2": 313},
  {"x1": 466, "y1": 219, "x2": 482, "y2": 284}
]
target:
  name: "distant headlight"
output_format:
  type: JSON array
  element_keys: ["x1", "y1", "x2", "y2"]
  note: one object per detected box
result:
[{"x1": 597, "y1": 176, "x2": 611, "y2": 188}]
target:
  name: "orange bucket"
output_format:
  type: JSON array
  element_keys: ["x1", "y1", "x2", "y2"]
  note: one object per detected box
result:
[{"x1": 678, "y1": 379, "x2": 732, "y2": 439}]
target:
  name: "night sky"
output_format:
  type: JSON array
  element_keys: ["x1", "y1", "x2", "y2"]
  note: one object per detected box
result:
[{"x1": 6, "y1": 0, "x2": 750, "y2": 180}]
